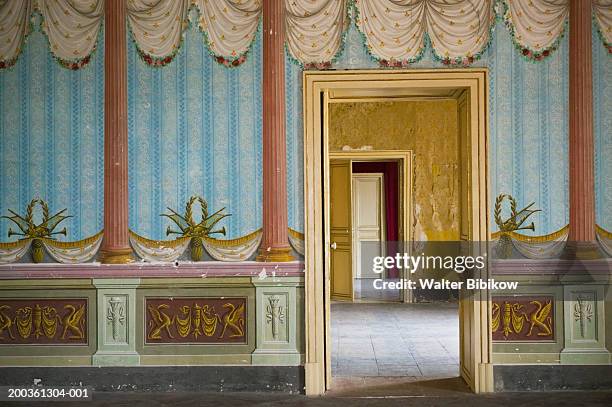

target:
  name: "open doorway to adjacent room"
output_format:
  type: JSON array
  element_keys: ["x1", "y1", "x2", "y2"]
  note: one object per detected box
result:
[
  {"x1": 329, "y1": 151, "x2": 411, "y2": 303},
  {"x1": 327, "y1": 100, "x2": 463, "y2": 390},
  {"x1": 302, "y1": 70, "x2": 492, "y2": 395}
]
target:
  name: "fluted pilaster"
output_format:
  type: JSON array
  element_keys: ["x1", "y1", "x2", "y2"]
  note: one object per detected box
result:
[
  {"x1": 566, "y1": 0, "x2": 599, "y2": 258},
  {"x1": 257, "y1": 0, "x2": 294, "y2": 262},
  {"x1": 100, "y1": 0, "x2": 133, "y2": 264}
]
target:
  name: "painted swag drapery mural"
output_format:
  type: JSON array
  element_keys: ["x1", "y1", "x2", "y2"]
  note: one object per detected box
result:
[
  {"x1": 2, "y1": 1, "x2": 610, "y2": 70},
  {"x1": 0, "y1": 0, "x2": 610, "y2": 264}
]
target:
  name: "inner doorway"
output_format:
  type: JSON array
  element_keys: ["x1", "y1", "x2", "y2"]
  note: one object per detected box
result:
[
  {"x1": 329, "y1": 152, "x2": 412, "y2": 303},
  {"x1": 302, "y1": 70, "x2": 491, "y2": 395}
]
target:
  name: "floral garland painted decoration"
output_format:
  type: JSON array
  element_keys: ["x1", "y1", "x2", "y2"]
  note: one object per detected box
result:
[
  {"x1": 501, "y1": 0, "x2": 568, "y2": 62},
  {"x1": 285, "y1": 0, "x2": 350, "y2": 68},
  {"x1": 352, "y1": 0, "x2": 496, "y2": 68},
  {"x1": 593, "y1": 0, "x2": 612, "y2": 54},
  {"x1": 0, "y1": 1, "x2": 103, "y2": 71}
]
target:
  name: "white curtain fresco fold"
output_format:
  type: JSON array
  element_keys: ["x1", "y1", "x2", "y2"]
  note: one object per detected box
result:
[
  {"x1": 38, "y1": 0, "x2": 104, "y2": 67},
  {"x1": 127, "y1": 0, "x2": 190, "y2": 66},
  {"x1": 127, "y1": 0, "x2": 262, "y2": 67},
  {"x1": 3, "y1": 0, "x2": 605, "y2": 69},
  {"x1": 285, "y1": 0, "x2": 349, "y2": 67},
  {"x1": 353, "y1": 0, "x2": 496, "y2": 65},
  {"x1": 0, "y1": 0, "x2": 103, "y2": 69},
  {"x1": 501, "y1": 0, "x2": 568, "y2": 60},
  {"x1": 129, "y1": 230, "x2": 262, "y2": 262},
  {"x1": 42, "y1": 232, "x2": 104, "y2": 264},
  {"x1": 191, "y1": 0, "x2": 261, "y2": 65},
  {"x1": 0, "y1": 240, "x2": 32, "y2": 264},
  {"x1": 0, "y1": 0, "x2": 31, "y2": 68},
  {"x1": 594, "y1": 0, "x2": 612, "y2": 51}
]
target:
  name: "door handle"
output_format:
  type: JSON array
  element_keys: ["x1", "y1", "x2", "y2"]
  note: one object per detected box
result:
[{"x1": 330, "y1": 242, "x2": 337, "y2": 250}]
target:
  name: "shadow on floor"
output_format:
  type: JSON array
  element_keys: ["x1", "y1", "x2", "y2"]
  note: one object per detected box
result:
[{"x1": 328, "y1": 376, "x2": 471, "y2": 397}]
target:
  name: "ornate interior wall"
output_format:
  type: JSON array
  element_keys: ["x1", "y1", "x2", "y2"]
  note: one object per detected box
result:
[
  {"x1": 593, "y1": 24, "x2": 612, "y2": 232},
  {"x1": 286, "y1": 20, "x2": 578, "y2": 237},
  {"x1": 0, "y1": 24, "x2": 104, "y2": 242},
  {"x1": 0, "y1": 18, "x2": 609, "y2": 242},
  {"x1": 127, "y1": 22, "x2": 263, "y2": 240}
]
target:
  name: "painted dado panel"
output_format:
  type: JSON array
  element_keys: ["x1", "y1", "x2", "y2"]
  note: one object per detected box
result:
[
  {"x1": 0, "y1": 286, "x2": 97, "y2": 365},
  {"x1": 0, "y1": 276, "x2": 304, "y2": 367},
  {"x1": 492, "y1": 296, "x2": 555, "y2": 341},
  {"x1": 144, "y1": 297, "x2": 247, "y2": 344},
  {"x1": 0, "y1": 298, "x2": 88, "y2": 345}
]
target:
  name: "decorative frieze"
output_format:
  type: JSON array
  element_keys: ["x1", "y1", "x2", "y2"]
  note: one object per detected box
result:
[
  {"x1": 145, "y1": 297, "x2": 247, "y2": 344},
  {"x1": 0, "y1": 299, "x2": 87, "y2": 345},
  {"x1": 492, "y1": 296, "x2": 554, "y2": 341}
]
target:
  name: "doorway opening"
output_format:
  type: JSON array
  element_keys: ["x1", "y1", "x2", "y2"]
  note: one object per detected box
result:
[
  {"x1": 329, "y1": 152, "x2": 412, "y2": 303},
  {"x1": 328, "y1": 100, "x2": 465, "y2": 391},
  {"x1": 302, "y1": 70, "x2": 491, "y2": 395}
]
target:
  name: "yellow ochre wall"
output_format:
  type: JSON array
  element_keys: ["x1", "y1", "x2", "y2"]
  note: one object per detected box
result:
[{"x1": 329, "y1": 100, "x2": 460, "y2": 241}]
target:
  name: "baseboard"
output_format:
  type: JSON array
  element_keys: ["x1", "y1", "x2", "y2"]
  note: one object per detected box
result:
[
  {"x1": 494, "y1": 365, "x2": 612, "y2": 391},
  {"x1": 0, "y1": 366, "x2": 305, "y2": 393}
]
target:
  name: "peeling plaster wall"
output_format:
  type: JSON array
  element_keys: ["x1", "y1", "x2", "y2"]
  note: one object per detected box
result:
[{"x1": 328, "y1": 100, "x2": 460, "y2": 241}]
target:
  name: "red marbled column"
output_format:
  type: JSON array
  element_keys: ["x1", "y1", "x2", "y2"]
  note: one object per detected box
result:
[
  {"x1": 257, "y1": 0, "x2": 294, "y2": 262},
  {"x1": 100, "y1": 0, "x2": 133, "y2": 264},
  {"x1": 567, "y1": 0, "x2": 598, "y2": 258}
]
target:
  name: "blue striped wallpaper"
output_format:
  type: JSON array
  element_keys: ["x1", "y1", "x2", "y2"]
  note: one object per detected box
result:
[
  {"x1": 127, "y1": 24, "x2": 263, "y2": 240},
  {"x1": 0, "y1": 27, "x2": 104, "y2": 242},
  {"x1": 285, "y1": 55, "x2": 304, "y2": 232},
  {"x1": 0, "y1": 18, "x2": 609, "y2": 246},
  {"x1": 486, "y1": 21, "x2": 570, "y2": 235},
  {"x1": 593, "y1": 24, "x2": 612, "y2": 232}
]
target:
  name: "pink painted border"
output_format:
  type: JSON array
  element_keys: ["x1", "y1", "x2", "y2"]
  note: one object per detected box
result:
[{"x1": 0, "y1": 261, "x2": 305, "y2": 279}]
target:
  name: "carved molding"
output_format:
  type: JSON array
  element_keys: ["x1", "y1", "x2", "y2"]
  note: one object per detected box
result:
[
  {"x1": 105, "y1": 296, "x2": 127, "y2": 344},
  {"x1": 265, "y1": 295, "x2": 286, "y2": 341}
]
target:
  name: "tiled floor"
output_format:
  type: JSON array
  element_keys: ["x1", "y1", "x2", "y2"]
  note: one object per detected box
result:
[
  {"x1": 331, "y1": 302, "x2": 459, "y2": 379},
  {"x1": 354, "y1": 278, "x2": 402, "y2": 301}
]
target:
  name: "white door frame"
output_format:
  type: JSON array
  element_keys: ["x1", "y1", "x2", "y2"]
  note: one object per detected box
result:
[{"x1": 302, "y1": 69, "x2": 492, "y2": 395}]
